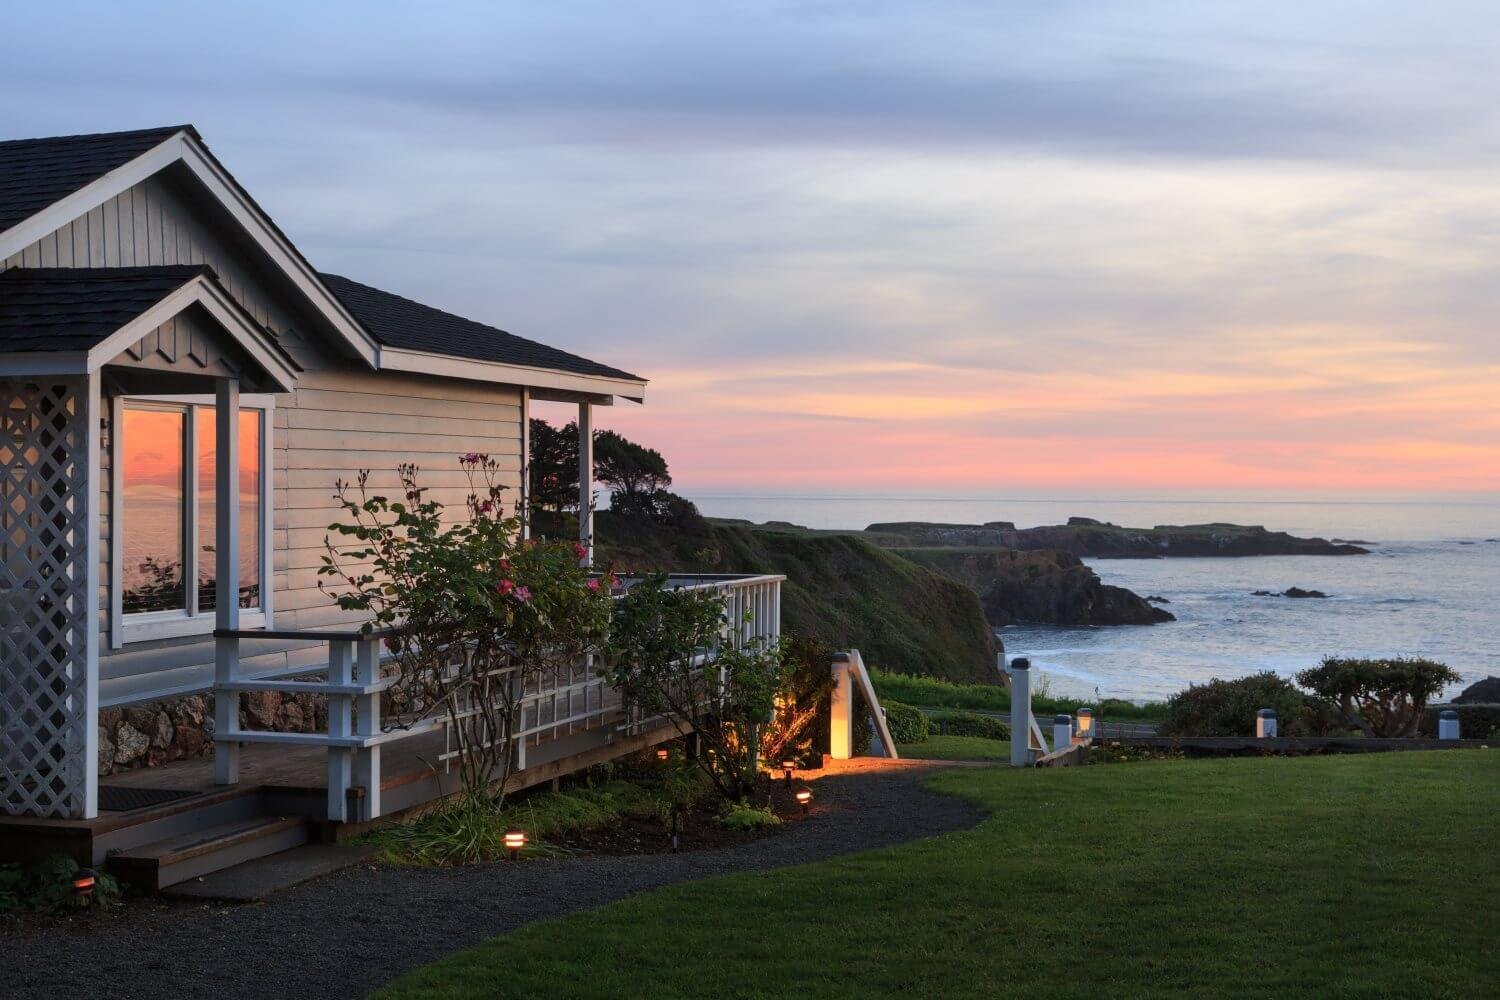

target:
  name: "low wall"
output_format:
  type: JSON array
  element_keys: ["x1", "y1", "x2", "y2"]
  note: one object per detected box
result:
[{"x1": 97, "y1": 692, "x2": 329, "y2": 777}]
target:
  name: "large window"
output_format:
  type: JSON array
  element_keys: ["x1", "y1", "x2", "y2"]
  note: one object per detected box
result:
[{"x1": 117, "y1": 398, "x2": 269, "y2": 642}]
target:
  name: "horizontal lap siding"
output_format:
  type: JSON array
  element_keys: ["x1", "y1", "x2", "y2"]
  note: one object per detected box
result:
[{"x1": 273, "y1": 370, "x2": 523, "y2": 630}]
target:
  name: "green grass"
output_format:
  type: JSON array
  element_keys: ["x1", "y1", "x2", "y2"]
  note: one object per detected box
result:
[
  {"x1": 871, "y1": 667, "x2": 1167, "y2": 720},
  {"x1": 897, "y1": 735, "x2": 1011, "y2": 760},
  {"x1": 378, "y1": 751, "x2": 1495, "y2": 999}
]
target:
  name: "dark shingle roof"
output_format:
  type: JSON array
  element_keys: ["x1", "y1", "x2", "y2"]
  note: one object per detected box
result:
[
  {"x1": 0, "y1": 126, "x2": 189, "y2": 235},
  {"x1": 0, "y1": 266, "x2": 211, "y2": 351},
  {"x1": 318, "y1": 273, "x2": 644, "y2": 383}
]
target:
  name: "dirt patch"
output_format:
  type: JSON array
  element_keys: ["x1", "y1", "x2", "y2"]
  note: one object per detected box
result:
[{"x1": 550, "y1": 781, "x2": 809, "y2": 856}]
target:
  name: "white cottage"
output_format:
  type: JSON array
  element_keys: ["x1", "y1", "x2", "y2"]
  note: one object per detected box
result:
[{"x1": 0, "y1": 125, "x2": 780, "y2": 881}]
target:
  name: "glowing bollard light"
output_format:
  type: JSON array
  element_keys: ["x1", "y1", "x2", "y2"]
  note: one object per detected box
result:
[
  {"x1": 1438, "y1": 709, "x2": 1461, "y2": 741},
  {"x1": 795, "y1": 787, "x2": 813, "y2": 815},
  {"x1": 504, "y1": 828, "x2": 527, "y2": 861},
  {"x1": 72, "y1": 868, "x2": 96, "y2": 902},
  {"x1": 1076, "y1": 708, "x2": 1094, "y2": 741},
  {"x1": 1053, "y1": 714, "x2": 1072, "y2": 752},
  {"x1": 781, "y1": 759, "x2": 796, "y2": 787},
  {"x1": 656, "y1": 746, "x2": 671, "y2": 762},
  {"x1": 1256, "y1": 708, "x2": 1278, "y2": 739}
]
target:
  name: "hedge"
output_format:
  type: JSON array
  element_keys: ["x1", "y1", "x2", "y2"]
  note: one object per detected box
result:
[
  {"x1": 1419, "y1": 703, "x2": 1500, "y2": 739},
  {"x1": 882, "y1": 701, "x2": 929, "y2": 744},
  {"x1": 925, "y1": 709, "x2": 1010, "y2": 741}
]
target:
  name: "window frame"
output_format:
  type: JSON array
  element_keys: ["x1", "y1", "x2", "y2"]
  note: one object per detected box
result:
[{"x1": 110, "y1": 393, "x2": 275, "y2": 647}]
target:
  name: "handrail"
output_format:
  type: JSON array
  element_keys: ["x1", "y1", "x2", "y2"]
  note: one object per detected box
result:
[{"x1": 211, "y1": 573, "x2": 783, "y2": 823}]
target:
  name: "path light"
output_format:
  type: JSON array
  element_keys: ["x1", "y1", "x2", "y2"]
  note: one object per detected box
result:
[
  {"x1": 504, "y1": 828, "x2": 526, "y2": 861},
  {"x1": 781, "y1": 759, "x2": 796, "y2": 786},
  {"x1": 656, "y1": 746, "x2": 670, "y2": 762},
  {"x1": 72, "y1": 868, "x2": 95, "y2": 902},
  {"x1": 795, "y1": 787, "x2": 812, "y2": 815},
  {"x1": 1076, "y1": 708, "x2": 1094, "y2": 740}
]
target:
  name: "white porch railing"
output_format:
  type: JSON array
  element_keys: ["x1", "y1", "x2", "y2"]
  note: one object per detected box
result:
[{"x1": 211, "y1": 573, "x2": 783, "y2": 823}]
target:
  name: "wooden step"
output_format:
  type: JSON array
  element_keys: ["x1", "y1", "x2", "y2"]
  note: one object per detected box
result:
[{"x1": 107, "y1": 815, "x2": 309, "y2": 891}]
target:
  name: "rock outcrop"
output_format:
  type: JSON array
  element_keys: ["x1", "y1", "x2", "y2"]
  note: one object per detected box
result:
[
  {"x1": 866, "y1": 519, "x2": 1369, "y2": 558},
  {"x1": 896, "y1": 547, "x2": 1175, "y2": 627},
  {"x1": 1253, "y1": 587, "x2": 1329, "y2": 599}
]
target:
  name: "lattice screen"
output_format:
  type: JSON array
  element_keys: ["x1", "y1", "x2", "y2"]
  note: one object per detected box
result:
[{"x1": 1, "y1": 379, "x2": 96, "y2": 818}]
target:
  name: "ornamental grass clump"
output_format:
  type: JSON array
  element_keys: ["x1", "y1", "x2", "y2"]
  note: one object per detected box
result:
[{"x1": 320, "y1": 456, "x2": 614, "y2": 808}]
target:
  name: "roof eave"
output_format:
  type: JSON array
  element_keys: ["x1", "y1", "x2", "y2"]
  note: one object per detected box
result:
[{"x1": 376, "y1": 345, "x2": 647, "y2": 403}]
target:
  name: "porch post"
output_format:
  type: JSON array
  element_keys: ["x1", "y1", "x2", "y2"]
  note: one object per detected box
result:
[
  {"x1": 577, "y1": 401, "x2": 593, "y2": 567},
  {"x1": 0, "y1": 376, "x2": 99, "y2": 818},
  {"x1": 829, "y1": 653, "x2": 854, "y2": 760},
  {"x1": 213, "y1": 377, "x2": 241, "y2": 785}
]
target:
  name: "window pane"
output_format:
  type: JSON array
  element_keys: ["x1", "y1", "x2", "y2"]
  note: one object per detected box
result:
[
  {"x1": 121, "y1": 408, "x2": 186, "y2": 613},
  {"x1": 198, "y1": 408, "x2": 262, "y2": 611}
]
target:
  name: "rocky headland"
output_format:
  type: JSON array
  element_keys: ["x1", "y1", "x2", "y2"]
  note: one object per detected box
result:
[
  {"x1": 896, "y1": 547, "x2": 1175, "y2": 627},
  {"x1": 865, "y1": 516, "x2": 1369, "y2": 558}
]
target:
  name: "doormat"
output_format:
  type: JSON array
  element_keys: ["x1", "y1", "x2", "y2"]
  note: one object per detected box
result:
[{"x1": 97, "y1": 786, "x2": 200, "y2": 812}]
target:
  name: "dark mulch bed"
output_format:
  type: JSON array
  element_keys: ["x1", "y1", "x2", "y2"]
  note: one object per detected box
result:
[
  {"x1": 0, "y1": 762, "x2": 984, "y2": 1000},
  {"x1": 551, "y1": 779, "x2": 806, "y2": 855}
]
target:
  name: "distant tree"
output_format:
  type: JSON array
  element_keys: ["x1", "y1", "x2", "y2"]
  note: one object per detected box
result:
[
  {"x1": 528, "y1": 418, "x2": 579, "y2": 536},
  {"x1": 594, "y1": 429, "x2": 671, "y2": 500}
]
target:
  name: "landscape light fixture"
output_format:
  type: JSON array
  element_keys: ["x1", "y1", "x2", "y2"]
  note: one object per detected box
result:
[
  {"x1": 72, "y1": 868, "x2": 96, "y2": 900},
  {"x1": 656, "y1": 746, "x2": 670, "y2": 762},
  {"x1": 781, "y1": 759, "x2": 796, "y2": 786},
  {"x1": 795, "y1": 787, "x2": 812, "y2": 814},
  {"x1": 503, "y1": 828, "x2": 527, "y2": 861},
  {"x1": 1076, "y1": 708, "x2": 1094, "y2": 739}
]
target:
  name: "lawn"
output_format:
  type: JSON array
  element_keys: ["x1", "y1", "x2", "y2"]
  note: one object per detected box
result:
[
  {"x1": 897, "y1": 734, "x2": 1011, "y2": 760},
  {"x1": 378, "y1": 751, "x2": 1496, "y2": 999}
]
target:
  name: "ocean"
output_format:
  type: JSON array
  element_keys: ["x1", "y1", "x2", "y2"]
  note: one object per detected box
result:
[{"x1": 684, "y1": 492, "x2": 1500, "y2": 703}]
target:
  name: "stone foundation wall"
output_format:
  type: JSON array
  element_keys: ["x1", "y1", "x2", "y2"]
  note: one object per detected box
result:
[{"x1": 97, "y1": 691, "x2": 329, "y2": 777}]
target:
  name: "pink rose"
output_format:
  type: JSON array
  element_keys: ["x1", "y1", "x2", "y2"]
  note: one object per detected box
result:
[
  {"x1": 460, "y1": 452, "x2": 480, "y2": 464},
  {"x1": 573, "y1": 542, "x2": 589, "y2": 559},
  {"x1": 513, "y1": 586, "x2": 532, "y2": 603},
  {"x1": 496, "y1": 579, "x2": 515, "y2": 596},
  {"x1": 477, "y1": 500, "x2": 494, "y2": 514},
  {"x1": 499, "y1": 557, "x2": 511, "y2": 571},
  {"x1": 587, "y1": 578, "x2": 601, "y2": 592}
]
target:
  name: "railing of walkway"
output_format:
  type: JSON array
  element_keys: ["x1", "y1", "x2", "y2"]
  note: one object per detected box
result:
[{"x1": 211, "y1": 573, "x2": 783, "y2": 823}]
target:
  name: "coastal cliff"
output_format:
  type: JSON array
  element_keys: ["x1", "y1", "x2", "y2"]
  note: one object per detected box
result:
[
  {"x1": 596, "y1": 511, "x2": 1000, "y2": 683},
  {"x1": 895, "y1": 547, "x2": 1175, "y2": 626},
  {"x1": 866, "y1": 517, "x2": 1369, "y2": 558}
]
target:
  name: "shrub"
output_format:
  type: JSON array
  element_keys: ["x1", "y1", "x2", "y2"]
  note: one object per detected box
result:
[
  {"x1": 1418, "y1": 703, "x2": 1500, "y2": 740},
  {"x1": 882, "y1": 701, "x2": 929, "y2": 744},
  {"x1": 0, "y1": 856, "x2": 121, "y2": 914},
  {"x1": 926, "y1": 710, "x2": 1010, "y2": 741},
  {"x1": 1297, "y1": 658, "x2": 1461, "y2": 738},
  {"x1": 1158, "y1": 672, "x2": 1310, "y2": 737},
  {"x1": 717, "y1": 804, "x2": 782, "y2": 830}
]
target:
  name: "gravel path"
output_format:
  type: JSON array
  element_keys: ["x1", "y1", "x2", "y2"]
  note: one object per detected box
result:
[{"x1": 0, "y1": 760, "x2": 986, "y2": 1000}]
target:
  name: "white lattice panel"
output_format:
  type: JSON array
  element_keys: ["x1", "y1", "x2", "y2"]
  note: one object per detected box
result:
[{"x1": 1, "y1": 379, "x2": 96, "y2": 818}]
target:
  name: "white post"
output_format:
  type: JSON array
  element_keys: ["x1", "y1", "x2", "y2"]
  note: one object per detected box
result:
[
  {"x1": 213, "y1": 377, "x2": 241, "y2": 785},
  {"x1": 519, "y1": 388, "x2": 531, "y2": 540},
  {"x1": 82, "y1": 372, "x2": 102, "y2": 818},
  {"x1": 1437, "y1": 710, "x2": 1460, "y2": 741},
  {"x1": 1053, "y1": 714, "x2": 1073, "y2": 753},
  {"x1": 1256, "y1": 708, "x2": 1278, "y2": 739},
  {"x1": 1010, "y1": 657, "x2": 1034, "y2": 767},
  {"x1": 577, "y1": 401, "x2": 593, "y2": 567},
  {"x1": 829, "y1": 653, "x2": 854, "y2": 760},
  {"x1": 353, "y1": 638, "x2": 381, "y2": 821},
  {"x1": 327, "y1": 640, "x2": 354, "y2": 822}
]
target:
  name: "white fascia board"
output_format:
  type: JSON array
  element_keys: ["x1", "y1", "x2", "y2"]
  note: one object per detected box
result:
[
  {"x1": 0, "y1": 130, "x2": 379, "y2": 367},
  {"x1": 83, "y1": 274, "x2": 299, "y2": 391},
  {"x1": 377, "y1": 345, "x2": 648, "y2": 403}
]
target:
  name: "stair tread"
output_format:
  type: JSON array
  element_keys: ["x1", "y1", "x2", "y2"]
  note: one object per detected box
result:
[
  {"x1": 110, "y1": 815, "x2": 305, "y2": 866},
  {"x1": 163, "y1": 843, "x2": 379, "y2": 901}
]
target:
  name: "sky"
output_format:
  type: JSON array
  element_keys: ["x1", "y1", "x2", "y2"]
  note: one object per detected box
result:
[{"x1": 6, "y1": 1, "x2": 1500, "y2": 496}]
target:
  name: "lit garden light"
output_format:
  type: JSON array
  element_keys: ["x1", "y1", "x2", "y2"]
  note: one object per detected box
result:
[
  {"x1": 656, "y1": 746, "x2": 671, "y2": 762},
  {"x1": 781, "y1": 759, "x2": 796, "y2": 786},
  {"x1": 72, "y1": 867, "x2": 96, "y2": 902},
  {"x1": 503, "y1": 828, "x2": 526, "y2": 861},
  {"x1": 795, "y1": 787, "x2": 813, "y2": 815},
  {"x1": 1076, "y1": 707, "x2": 1094, "y2": 740}
]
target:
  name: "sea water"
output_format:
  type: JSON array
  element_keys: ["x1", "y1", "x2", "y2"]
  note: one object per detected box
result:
[{"x1": 684, "y1": 492, "x2": 1500, "y2": 702}]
